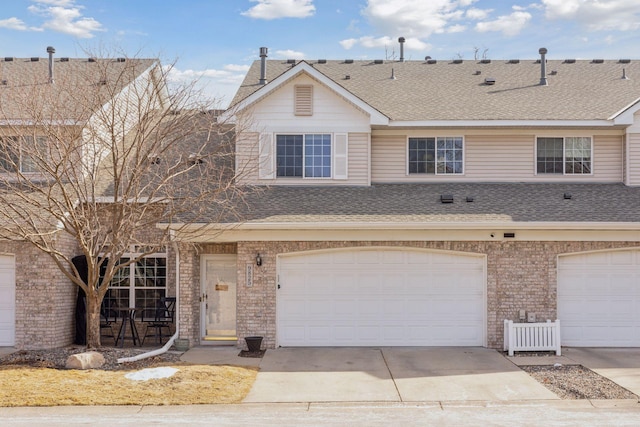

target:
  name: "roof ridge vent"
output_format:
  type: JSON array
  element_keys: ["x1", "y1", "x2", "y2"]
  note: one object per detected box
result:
[
  {"x1": 619, "y1": 59, "x2": 631, "y2": 64},
  {"x1": 60, "y1": 57, "x2": 69, "y2": 62},
  {"x1": 563, "y1": 59, "x2": 576, "y2": 64},
  {"x1": 88, "y1": 57, "x2": 96, "y2": 62},
  {"x1": 373, "y1": 59, "x2": 384, "y2": 64},
  {"x1": 286, "y1": 59, "x2": 296, "y2": 64},
  {"x1": 116, "y1": 57, "x2": 126, "y2": 62},
  {"x1": 452, "y1": 59, "x2": 463, "y2": 64},
  {"x1": 30, "y1": 57, "x2": 39, "y2": 62},
  {"x1": 507, "y1": 59, "x2": 520, "y2": 64},
  {"x1": 592, "y1": 59, "x2": 604, "y2": 63},
  {"x1": 344, "y1": 59, "x2": 353, "y2": 64},
  {"x1": 317, "y1": 59, "x2": 326, "y2": 64},
  {"x1": 4, "y1": 57, "x2": 13, "y2": 62},
  {"x1": 480, "y1": 59, "x2": 491, "y2": 64},
  {"x1": 427, "y1": 59, "x2": 437, "y2": 64}
]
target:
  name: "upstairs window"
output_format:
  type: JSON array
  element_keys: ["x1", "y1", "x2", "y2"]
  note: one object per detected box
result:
[
  {"x1": 0, "y1": 136, "x2": 47, "y2": 173},
  {"x1": 536, "y1": 137, "x2": 591, "y2": 174},
  {"x1": 408, "y1": 137, "x2": 463, "y2": 174},
  {"x1": 276, "y1": 134, "x2": 331, "y2": 178}
]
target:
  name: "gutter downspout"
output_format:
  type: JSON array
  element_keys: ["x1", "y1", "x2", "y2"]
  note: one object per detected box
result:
[{"x1": 118, "y1": 237, "x2": 180, "y2": 363}]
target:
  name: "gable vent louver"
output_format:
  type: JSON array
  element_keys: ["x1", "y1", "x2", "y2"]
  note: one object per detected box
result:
[{"x1": 294, "y1": 85, "x2": 313, "y2": 116}]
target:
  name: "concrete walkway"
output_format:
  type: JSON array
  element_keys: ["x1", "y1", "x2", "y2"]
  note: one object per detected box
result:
[{"x1": 243, "y1": 347, "x2": 559, "y2": 403}]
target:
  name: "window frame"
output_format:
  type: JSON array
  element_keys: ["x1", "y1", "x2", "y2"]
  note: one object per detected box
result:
[
  {"x1": 0, "y1": 135, "x2": 48, "y2": 174},
  {"x1": 535, "y1": 136, "x2": 593, "y2": 175},
  {"x1": 407, "y1": 136, "x2": 465, "y2": 175},
  {"x1": 101, "y1": 250, "x2": 168, "y2": 310},
  {"x1": 275, "y1": 133, "x2": 332, "y2": 179}
]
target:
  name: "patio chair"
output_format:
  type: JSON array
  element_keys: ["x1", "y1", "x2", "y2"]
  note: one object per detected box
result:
[
  {"x1": 100, "y1": 301, "x2": 118, "y2": 341},
  {"x1": 142, "y1": 297, "x2": 176, "y2": 345}
]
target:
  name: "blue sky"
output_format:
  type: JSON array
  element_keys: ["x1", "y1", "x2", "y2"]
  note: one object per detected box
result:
[{"x1": 2, "y1": 0, "x2": 640, "y2": 106}]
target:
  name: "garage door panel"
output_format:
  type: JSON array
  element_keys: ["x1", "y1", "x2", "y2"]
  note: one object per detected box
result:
[
  {"x1": 278, "y1": 249, "x2": 485, "y2": 347},
  {"x1": 558, "y1": 249, "x2": 640, "y2": 347}
]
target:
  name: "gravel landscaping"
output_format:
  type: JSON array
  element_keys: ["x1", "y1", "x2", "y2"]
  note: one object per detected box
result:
[
  {"x1": 0, "y1": 346, "x2": 182, "y2": 371},
  {"x1": 521, "y1": 364, "x2": 638, "y2": 400}
]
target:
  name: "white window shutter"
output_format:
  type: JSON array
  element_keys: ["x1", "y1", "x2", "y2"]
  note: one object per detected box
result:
[
  {"x1": 258, "y1": 133, "x2": 275, "y2": 179},
  {"x1": 333, "y1": 133, "x2": 348, "y2": 180}
]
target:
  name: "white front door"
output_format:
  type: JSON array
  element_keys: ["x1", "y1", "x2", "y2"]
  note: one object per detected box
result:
[
  {"x1": 201, "y1": 255, "x2": 237, "y2": 342},
  {"x1": 558, "y1": 249, "x2": 640, "y2": 347},
  {"x1": 0, "y1": 255, "x2": 15, "y2": 346},
  {"x1": 277, "y1": 248, "x2": 486, "y2": 347}
]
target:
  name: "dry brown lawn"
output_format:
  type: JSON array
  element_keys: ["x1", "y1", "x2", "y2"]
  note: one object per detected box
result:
[{"x1": 0, "y1": 362, "x2": 257, "y2": 406}]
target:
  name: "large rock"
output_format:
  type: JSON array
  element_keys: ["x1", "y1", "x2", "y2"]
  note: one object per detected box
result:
[{"x1": 65, "y1": 351, "x2": 105, "y2": 370}]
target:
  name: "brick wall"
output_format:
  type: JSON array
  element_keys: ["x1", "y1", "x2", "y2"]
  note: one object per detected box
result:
[
  {"x1": 1, "y1": 230, "x2": 78, "y2": 350},
  {"x1": 228, "y1": 240, "x2": 640, "y2": 349}
]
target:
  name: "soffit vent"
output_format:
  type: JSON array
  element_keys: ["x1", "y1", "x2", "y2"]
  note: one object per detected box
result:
[
  {"x1": 440, "y1": 194, "x2": 454, "y2": 203},
  {"x1": 503, "y1": 232, "x2": 516, "y2": 238}
]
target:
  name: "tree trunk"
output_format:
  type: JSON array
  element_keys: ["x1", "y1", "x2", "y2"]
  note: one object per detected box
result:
[{"x1": 86, "y1": 292, "x2": 102, "y2": 349}]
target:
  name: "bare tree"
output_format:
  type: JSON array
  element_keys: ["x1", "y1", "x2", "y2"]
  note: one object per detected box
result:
[{"x1": 0, "y1": 51, "x2": 249, "y2": 348}]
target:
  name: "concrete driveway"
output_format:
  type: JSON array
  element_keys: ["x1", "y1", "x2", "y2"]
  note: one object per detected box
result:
[{"x1": 243, "y1": 347, "x2": 558, "y2": 403}]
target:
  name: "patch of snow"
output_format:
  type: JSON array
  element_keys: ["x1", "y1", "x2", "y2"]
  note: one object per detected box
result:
[{"x1": 125, "y1": 367, "x2": 179, "y2": 381}]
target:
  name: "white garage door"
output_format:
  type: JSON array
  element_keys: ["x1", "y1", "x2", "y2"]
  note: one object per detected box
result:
[
  {"x1": 558, "y1": 249, "x2": 640, "y2": 347},
  {"x1": 277, "y1": 248, "x2": 485, "y2": 346},
  {"x1": 0, "y1": 255, "x2": 15, "y2": 346}
]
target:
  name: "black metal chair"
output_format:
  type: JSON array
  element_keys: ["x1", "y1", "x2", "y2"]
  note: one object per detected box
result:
[
  {"x1": 100, "y1": 300, "x2": 118, "y2": 341},
  {"x1": 142, "y1": 297, "x2": 176, "y2": 345}
]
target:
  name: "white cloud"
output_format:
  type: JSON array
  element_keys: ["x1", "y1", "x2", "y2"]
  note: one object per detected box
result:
[
  {"x1": 340, "y1": 35, "x2": 430, "y2": 52},
  {"x1": 241, "y1": 0, "x2": 315, "y2": 20},
  {"x1": 26, "y1": 0, "x2": 104, "y2": 38},
  {"x1": 542, "y1": 0, "x2": 640, "y2": 31},
  {"x1": 466, "y1": 8, "x2": 492, "y2": 20},
  {"x1": 0, "y1": 17, "x2": 32, "y2": 31},
  {"x1": 165, "y1": 64, "x2": 250, "y2": 107},
  {"x1": 274, "y1": 49, "x2": 305, "y2": 59},
  {"x1": 362, "y1": 0, "x2": 476, "y2": 38},
  {"x1": 475, "y1": 10, "x2": 532, "y2": 36}
]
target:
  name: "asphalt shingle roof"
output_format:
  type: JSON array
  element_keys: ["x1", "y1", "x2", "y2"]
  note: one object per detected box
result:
[
  {"x1": 209, "y1": 183, "x2": 640, "y2": 226},
  {"x1": 0, "y1": 57, "x2": 157, "y2": 121},
  {"x1": 232, "y1": 59, "x2": 640, "y2": 121}
]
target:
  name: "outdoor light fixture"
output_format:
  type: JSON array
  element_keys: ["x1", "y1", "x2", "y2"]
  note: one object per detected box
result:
[{"x1": 256, "y1": 253, "x2": 262, "y2": 266}]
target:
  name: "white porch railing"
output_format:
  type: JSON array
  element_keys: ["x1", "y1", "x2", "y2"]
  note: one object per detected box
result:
[{"x1": 503, "y1": 319, "x2": 561, "y2": 356}]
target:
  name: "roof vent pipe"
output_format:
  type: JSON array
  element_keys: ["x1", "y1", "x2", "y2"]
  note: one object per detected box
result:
[
  {"x1": 398, "y1": 37, "x2": 405, "y2": 62},
  {"x1": 46, "y1": 46, "x2": 55, "y2": 84},
  {"x1": 623, "y1": 68, "x2": 629, "y2": 80},
  {"x1": 259, "y1": 47, "x2": 268, "y2": 85},
  {"x1": 539, "y1": 47, "x2": 548, "y2": 86}
]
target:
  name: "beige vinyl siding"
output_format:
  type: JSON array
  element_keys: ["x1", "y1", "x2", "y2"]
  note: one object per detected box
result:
[
  {"x1": 371, "y1": 135, "x2": 406, "y2": 183},
  {"x1": 235, "y1": 132, "x2": 259, "y2": 184},
  {"x1": 248, "y1": 74, "x2": 370, "y2": 133},
  {"x1": 628, "y1": 133, "x2": 640, "y2": 185},
  {"x1": 346, "y1": 133, "x2": 370, "y2": 186},
  {"x1": 371, "y1": 132, "x2": 623, "y2": 183},
  {"x1": 465, "y1": 135, "x2": 534, "y2": 180}
]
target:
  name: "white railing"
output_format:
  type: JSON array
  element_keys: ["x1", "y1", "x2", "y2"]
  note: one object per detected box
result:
[{"x1": 503, "y1": 319, "x2": 561, "y2": 356}]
